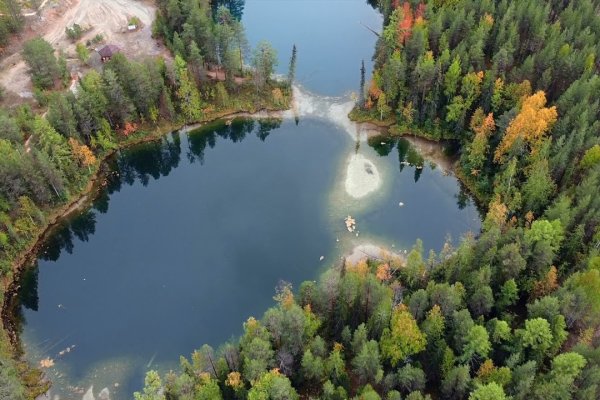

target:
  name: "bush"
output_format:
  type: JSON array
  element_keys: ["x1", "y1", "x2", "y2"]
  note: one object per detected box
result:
[
  {"x1": 75, "y1": 43, "x2": 90, "y2": 63},
  {"x1": 33, "y1": 88, "x2": 49, "y2": 107},
  {"x1": 65, "y1": 24, "x2": 83, "y2": 41},
  {"x1": 128, "y1": 16, "x2": 141, "y2": 27}
]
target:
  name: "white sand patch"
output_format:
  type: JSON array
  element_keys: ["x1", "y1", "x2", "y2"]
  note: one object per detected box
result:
[
  {"x1": 82, "y1": 386, "x2": 95, "y2": 400},
  {"x1": 345, "y1": 243, "x2": 405, "y2": 265},
  {"x1": 345, "y1": 154, "x2": 381, "y2": 198},
  {"x1": 327, "y1": 100, "x2": 365, "y2": 141},
  {"x1": 288, "y1": 85, "x2": 370, "y2": 141}
]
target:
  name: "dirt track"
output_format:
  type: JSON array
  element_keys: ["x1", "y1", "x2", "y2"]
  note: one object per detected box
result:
[{"x1": 0, "y1": 0, "x2": 162, "y2": 102}]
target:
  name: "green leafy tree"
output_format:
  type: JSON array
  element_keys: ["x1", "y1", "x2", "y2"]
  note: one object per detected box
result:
[
  {"x1": 397, "y1": 364, "x2": 426, "y2": 394},
  {"x1": 442, "y1": 365, "x2": 471, "y2": 400},
  {"x1": 134, "y1": 371, "x2": 165, "y2": 400},
  {"x1": 75, "y1": 43, "x2": 90, "y2": 63},
  {"x1": 248, "y1": 370, "x2": 299, "y2": 400},
  {"x1": 561, "y1": 268, "x2": 600, "y2": 329},
  {"x1": 377, "y1": 92, "x2": 391, "y2": 120},
  {"x1": 579, "y1": 145, "x2": 600, "y2": 170},
  {"x1": 469, "y1": 383, "x2": 507, "y2": 400},
  {"x1": 22, "y1": 37, "x2": 61, "y2": 89},
  {"x1": 460, "y1": 325, "x2": 491, "y2": 364},
  {"x1": 444, "y1": 57, "x2": 462, "y2": 98},
  {"x1": 496, "y1": 279, "x2": 519, "y2": 310},
  {"x1": 174, "y1": 55, "x2": 203, "y2": 123},
  {"x1": 525, "y1": 220, "x2": 564, "y2": 253},
  {"x1": 301, "y1": 349, "x2": 325, "y2": 382},
  {"x1": 380, "y1": 305, "x2": 427, "y2": 366},
  {"x1": 522, "y1": 158, "x2": 555, "y2": 213},
  {"x1": 519, "y1": 318, "x2": 553, "y2": 361},
  {"x1": 352, "y1": 340, "x2": 383, "y2": 385},
  {"x1": 252, "y1": 40, "x2": 277, "y2": 90}
]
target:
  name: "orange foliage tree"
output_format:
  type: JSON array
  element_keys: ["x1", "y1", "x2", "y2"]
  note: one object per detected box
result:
[
  {"x1": 494, "y1": 91, "x2": 557, "y2": 163},
  {"x1": 376, "y1": 263, "x2": 392, "y2": 282},
  {"x1": 68, "y1": 138, "x2": 97, "y2": 171},
  {"x1": 532, "y1": 266, "x2": 559, "y2": 299},
  {"x1": 398, "y1": 2, "x2": 414, "y2": 43},
  {"x1": 396, "y1": 2, "x2": 426, "y2": 44},
  {"x1": 467, "y1": 109, "x2": 495, "y2": 174},
  {"x1": 122, "y1": 122, "x2": 138, "y2": 137},
  {"x1": 484, "y1": 196, "x2": 508, "y2": 231},
  {"x1": 470, "y1": 108, "x2": 495, "y2": 138}
]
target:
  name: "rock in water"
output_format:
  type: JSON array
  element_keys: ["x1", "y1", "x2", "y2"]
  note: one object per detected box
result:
[
  {"x1": 345, "y1": 216, "x2": 357, "y2": 232},
  {"x1": 82, "y1": 386, "x2": 95, "y2": 400},
  {"x1": 99, "y1": 388, "x2": 110, "y2": 400}
]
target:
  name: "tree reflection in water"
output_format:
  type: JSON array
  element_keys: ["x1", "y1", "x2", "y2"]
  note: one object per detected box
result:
[{"x1": 14, "y1": 118, "x2": 283, "y2": 318}]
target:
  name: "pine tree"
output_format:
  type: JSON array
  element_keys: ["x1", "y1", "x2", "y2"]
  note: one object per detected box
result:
[
  {"x1": 288, "y1": 44, "x2": 297, "y2": 87},
  {"x1": 359, "y1": 60, "x2": 366, "y2": 109}
]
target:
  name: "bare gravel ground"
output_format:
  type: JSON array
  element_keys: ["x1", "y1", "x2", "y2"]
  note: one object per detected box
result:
[{"x1": 0, "y1": 0, "x2": 163, "y2": 104}]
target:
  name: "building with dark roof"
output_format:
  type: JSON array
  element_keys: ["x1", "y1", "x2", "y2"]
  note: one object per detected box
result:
[{"x1": 97, "y1": 44, "x2": 121, "y2": 62}]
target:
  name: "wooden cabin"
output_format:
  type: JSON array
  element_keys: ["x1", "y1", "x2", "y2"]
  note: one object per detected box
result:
[{"x1": 97, "y1": 44, "x2": 121, "y2": 62}]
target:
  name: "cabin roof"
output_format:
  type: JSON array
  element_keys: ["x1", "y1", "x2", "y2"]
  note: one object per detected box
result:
[{"x1": 98, "y1": 44, "x2": 121, "y2": 58}]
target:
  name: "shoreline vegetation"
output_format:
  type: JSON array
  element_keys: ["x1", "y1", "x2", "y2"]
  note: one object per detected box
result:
[
  {"x1": 1, "y1": 105, "x2": 289, "y2": 398},
  {"x1": 0, "y1": 0, "x2": 296, "y2": 397}
]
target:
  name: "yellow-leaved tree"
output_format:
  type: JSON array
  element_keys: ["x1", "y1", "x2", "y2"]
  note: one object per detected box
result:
[
  {"x1": 467, "y1": 108, "x2": 495, "y2": 173},
  {"x1": 68, "y1": 138, "x2": 96, "y2": 172},
  {"x1": 494, "y1": 91, "x2": 557, "y2": 163},
  {"x1": 380, "y1": 304, "x2": 426, "y2": 366}
]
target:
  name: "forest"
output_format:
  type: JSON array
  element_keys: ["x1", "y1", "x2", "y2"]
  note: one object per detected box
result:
[
  {"x1": 130, "y1": 0, "x2": 600, "y2": 399},
  {"x1": 0, "y1": 0, "x2": 289, "y2": 397}
]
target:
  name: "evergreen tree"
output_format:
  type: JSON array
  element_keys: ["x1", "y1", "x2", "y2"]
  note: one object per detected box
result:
[
  {"x1": 359, "y1": 59, "x2": 366, "y2": 109},
  {"x1": 22, "y1": 38, "x2": 61, "y2": 89},
  {"x1": 288, "y1": 44, "x2": 297, "y2": 87}
]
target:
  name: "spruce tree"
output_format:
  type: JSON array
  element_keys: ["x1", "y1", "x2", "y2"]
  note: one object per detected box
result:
[
  {"x1": 359, "y1": 60, "x2": 366, "y2": 109},
  {"x1": 288, "y1": 44, "x2": 297, "y2": 87}
]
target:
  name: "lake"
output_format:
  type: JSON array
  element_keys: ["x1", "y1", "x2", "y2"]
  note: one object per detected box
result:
[{"x1": 13, "y1": 1, "x2": 480, "y2": 398}]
